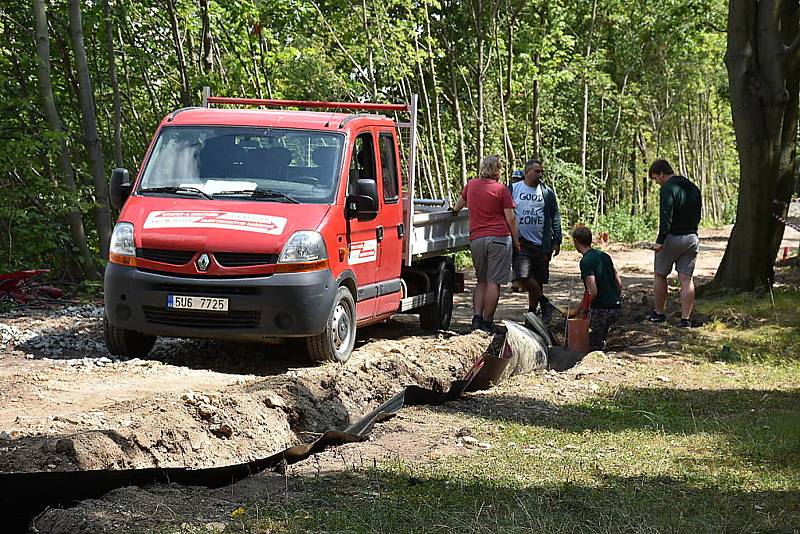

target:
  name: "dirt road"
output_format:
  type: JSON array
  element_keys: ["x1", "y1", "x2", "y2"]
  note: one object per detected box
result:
[{"x1": 1, "y1": 224, "x2": 798, "y2": 531}]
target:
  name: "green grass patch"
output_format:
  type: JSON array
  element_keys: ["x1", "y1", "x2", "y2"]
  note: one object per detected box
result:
[
  {"x1": 684, "y1": 288, "x2": 800, "y2": 364},
  {"x1": 226, "y1": 364, "x2": 800, "y2": 533}
]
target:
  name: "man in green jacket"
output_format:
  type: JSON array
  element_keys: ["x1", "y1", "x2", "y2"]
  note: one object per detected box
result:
[{"x1": 647, "y1": 159, "x2": 702, "y2": 328}]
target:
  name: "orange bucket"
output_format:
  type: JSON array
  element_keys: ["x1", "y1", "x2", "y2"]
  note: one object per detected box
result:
[{"x1": 567, "y1": 317, "x2": 591, "y2": 353}]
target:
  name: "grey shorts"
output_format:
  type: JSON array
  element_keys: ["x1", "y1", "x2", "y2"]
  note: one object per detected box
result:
[
  {"x1": 655, "y1": 234, "x2": 699, "y2": 276},
  {"x1": 471, "y1": 236, "x2": 513, "y2": 284}
]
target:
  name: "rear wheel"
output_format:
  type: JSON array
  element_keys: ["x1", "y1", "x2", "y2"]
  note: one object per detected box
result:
[
  {"x1": 103, "y1": 315, "x2": 156, "y2": 358},
  {"x1": 306, "y1": 286, "x2": 356, "y2": 363},
  {"x1": 420, "y1": 268, "x2": 454, "y2": 331}
]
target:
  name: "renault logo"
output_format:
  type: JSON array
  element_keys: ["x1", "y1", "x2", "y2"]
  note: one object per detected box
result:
[{"x1": 196, "y1": 253, "x2": 210, "y2": 271}]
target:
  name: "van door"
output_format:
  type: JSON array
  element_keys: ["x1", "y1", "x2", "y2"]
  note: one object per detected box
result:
[
  {"x1": 346, "y1": 130, "x2": 380, "y2": 321},
  {"x1": 374, "y1": 131, "x2": 403, "y2": 317}
]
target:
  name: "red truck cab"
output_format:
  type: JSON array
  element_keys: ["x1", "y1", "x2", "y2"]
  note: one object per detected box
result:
[{"x1": 104, "y1": 94, "x2": 465, "y2": 363}]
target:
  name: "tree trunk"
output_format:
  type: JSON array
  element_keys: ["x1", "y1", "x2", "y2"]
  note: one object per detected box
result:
[
  {"x1": 444, "y1": 37, "x2": 468, "y2": 184},
  {"x1": 200, "y1": 0, "x2": 213, "y2": 73},
  {"x1": 580, "y1": 0, "x2": 598, "y2": 188},
  {"x1": 34, "y1": 0, "x2": 97, "y2": 280},
  {"x1": 103, "y1": 0, "x2": 123, "y2": 168},
  {"x1": 166, "y1": 0, "x2": 191, "y2": 106},
  {"x1": 532, "y1": 51, "x2": 541, "y2": 158},
  {"x1": 713, "y1": 0, "x2": 800, "y2": 291},
  {"x1": 69, "y1": 0, "x2": 112, "y2": 261}
]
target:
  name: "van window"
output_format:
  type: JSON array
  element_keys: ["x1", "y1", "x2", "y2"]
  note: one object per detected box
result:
[
  {"x1": 138, "y1": 126, "x2": 344, "y2": 204},
  {"x1": 378, "y1": 133, "x2": 399, "y2": 202},
  {"x1": 348, "y1": 133, "x2": 377, "y2": 195}
]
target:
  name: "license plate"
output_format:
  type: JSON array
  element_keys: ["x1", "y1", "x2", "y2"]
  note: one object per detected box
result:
[{"x1": 167, "y1": 295, "x2": 229, "y2": 312}]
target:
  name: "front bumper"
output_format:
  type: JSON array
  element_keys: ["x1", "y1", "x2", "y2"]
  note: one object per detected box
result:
[{"x1": 104, "y1": 263, "x2": 336, "y2": 340}]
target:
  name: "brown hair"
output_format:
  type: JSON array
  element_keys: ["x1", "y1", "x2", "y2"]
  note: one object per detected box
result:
[
  {"x1": 479, "y1": 154, "x2": 504, "y2": 179},
  {"x1": 648, "y1": 159, "x2": 674, "y2": 177},
  {"x1": 571, "y1": 225, "x2": 592, "y2": 247}
]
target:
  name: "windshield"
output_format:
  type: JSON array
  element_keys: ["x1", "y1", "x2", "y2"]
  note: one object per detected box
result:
[{"x1": 138, "y1": 126, "x2": 344, "y2": 204}]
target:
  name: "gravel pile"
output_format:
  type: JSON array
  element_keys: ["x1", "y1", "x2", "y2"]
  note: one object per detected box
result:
[{"x1": 1, "y1": 305, "x2": 108, "y2": 361}]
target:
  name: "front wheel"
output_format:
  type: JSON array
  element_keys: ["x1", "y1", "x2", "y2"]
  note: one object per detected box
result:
[
  {"x1": 306, "y1": 286, "x2": 356, "y2": 363},
  {"x1": 103, "y1": 315, "x2": 156, "y2": 358}
]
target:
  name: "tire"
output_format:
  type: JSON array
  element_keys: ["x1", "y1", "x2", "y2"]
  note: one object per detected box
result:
[
  {"x1": 103, "y1": 315, "x2": 156, "y2": 358},
  {"x1": 420, "y1": 267, "x2": 454, "y2": 331},
  {"x1": 306, "y1": 286, "x2": 356, "y2": 363}
]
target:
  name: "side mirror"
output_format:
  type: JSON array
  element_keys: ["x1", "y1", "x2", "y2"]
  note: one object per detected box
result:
[
  {"x1": 349, "y1": 179, "x2": 378, "y2": 221},
  {"x1": 110, "y1": 168, "x2": 132, "y2": 211},
  {"x1": 347, "y1": 194, "x2": 378, "y2": 222}
]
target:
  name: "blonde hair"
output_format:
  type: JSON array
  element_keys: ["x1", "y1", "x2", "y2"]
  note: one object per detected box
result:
[{"x1": 479, "y1": 154, "x2": 503, "y2": 179}]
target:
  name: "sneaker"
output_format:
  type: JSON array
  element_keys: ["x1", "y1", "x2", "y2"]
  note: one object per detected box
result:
[
  {"x1": 479, "y1": 320, "x2": 495, "y2": 334},
  {"x1": 471, "y1": 315, "x2": 483, "y2": 331},
  {"x1": 677, "y1": 318, "x2": 692, "y2": 328},
  {"x1": 647, "y1": 311, "x2": 666, "y2": 323}
]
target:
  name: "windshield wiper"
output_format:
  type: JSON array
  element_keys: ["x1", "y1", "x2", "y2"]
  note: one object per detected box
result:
[
  {"x1": 213, "y1": 189, "x2": 299, "y2": 204},
  {"x1": 139, "y1": 186, "x2": 213, "y2": 200}
]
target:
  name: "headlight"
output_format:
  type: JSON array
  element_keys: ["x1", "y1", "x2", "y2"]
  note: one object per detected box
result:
[
  {"x1": 109, "y1": 222, "x2": 136, "y2": 266},
  {"x1": 278, "y1": 231, "x2": 327, "y2": 263}
]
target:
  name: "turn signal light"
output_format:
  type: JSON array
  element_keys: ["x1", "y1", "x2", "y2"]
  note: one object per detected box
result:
[
  {"x1": 274, "y1": 259, "x2": 329, "y2": 273},
  {"x1": 109, "y1": 252, "x2": 137, "y2": 267}
]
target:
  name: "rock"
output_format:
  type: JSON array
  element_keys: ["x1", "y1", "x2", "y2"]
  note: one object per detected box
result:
[
  {"x1": 478, "y1": 442, "x2": 492, "y2": 449},
  {"x1": 460, "y1": 436, "x2": 478, "y2": 445},
  {"x1": 263, "y1": 392, "x2": 286, "y2": 409},
  {"x1": 205, "y1": 522, "x2": 226, "y2": 532},
  {"x1": 0, "y1": 431, "x2": 10, "y2": 440},
  {"x1": 211, "y1": 423, "x2": 233, "y2": 438},
  {"x1": 197, "y1": 403, "x2": 215, "y2": 419}
]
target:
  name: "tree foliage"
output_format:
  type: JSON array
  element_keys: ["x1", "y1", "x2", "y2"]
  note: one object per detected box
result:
[{"x1": 0, "y1": 0, "x2": 739, "y2": 278}]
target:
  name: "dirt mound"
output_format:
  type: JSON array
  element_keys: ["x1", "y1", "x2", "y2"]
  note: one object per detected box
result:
[{"x1": 1, "y1": 331, "x2": 490, "y2": 475}]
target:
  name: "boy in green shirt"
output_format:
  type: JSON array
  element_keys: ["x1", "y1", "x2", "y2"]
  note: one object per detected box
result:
[{"x1": 572, "y1": 226, "x2": 623, "y2": 352}]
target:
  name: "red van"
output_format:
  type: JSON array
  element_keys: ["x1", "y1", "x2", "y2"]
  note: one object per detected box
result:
[{"x1": 104, "y1": 92, "x2": 469, "y2": 363}]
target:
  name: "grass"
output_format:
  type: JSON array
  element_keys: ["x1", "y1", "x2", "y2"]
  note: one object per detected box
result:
[
  {"x1": 159, "y1": 288, "x2": 800, "y2": 533},
  {"x1": 230, "y1": 367, "x2": 799, "y2": 533},
  {"x1": 681, "y1": 287, "x2": 800, "y2": 364}
]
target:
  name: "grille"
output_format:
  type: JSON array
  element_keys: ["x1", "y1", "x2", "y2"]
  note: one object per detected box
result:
[
  {"x1": 143, "y1": 306, "x2": 261, "y2": 329},
  {"x1": 214, "y1": 252, "x2": 278, "y2": 267},
  {"x1": 150, "y1": 283, "x2": 259, "y2": 295},
  {"x1": 137, "y1": 248, "x2": 195, "y2": 265}
]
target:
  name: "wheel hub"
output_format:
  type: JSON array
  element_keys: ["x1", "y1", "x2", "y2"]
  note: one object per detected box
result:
[{"x1": 331, "y1": 303, "x2": 352, "y2": 353}]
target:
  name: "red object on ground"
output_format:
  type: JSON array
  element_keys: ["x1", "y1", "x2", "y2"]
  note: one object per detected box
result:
[
  {"x1": 601, "y1": 232, "x2": 609, "y2": 244},
  {"x1": 0, "y1": 270, "x2": 54, "y2": 304},
  {"x1": 783, "y1": 246, "x2": 789, "y2": 260}
]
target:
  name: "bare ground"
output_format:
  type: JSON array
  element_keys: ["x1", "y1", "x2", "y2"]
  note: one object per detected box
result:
[{"x1": 1, "y1": 224, "x2": 797, "y2": 532}]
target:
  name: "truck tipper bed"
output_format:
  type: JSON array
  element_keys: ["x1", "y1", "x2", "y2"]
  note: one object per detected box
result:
[{"x1": 104, "y1": 91, "x2": 469, "y2": 363}]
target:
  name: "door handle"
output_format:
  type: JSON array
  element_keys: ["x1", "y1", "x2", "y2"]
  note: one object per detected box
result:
[
  {"x1": 376, "y1": 226, "x2": 384, "y2": 242},
  {"x1": 397, "y1": 223, "x2": 405, "y2": 238}
]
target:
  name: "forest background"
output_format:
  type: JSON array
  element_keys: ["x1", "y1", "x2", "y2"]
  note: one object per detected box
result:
[{"x1": 0, "y1": 0, "x2": 765, "y2": 280}]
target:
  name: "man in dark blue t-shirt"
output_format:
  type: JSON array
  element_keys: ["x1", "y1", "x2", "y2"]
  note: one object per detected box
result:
[{"x1": 572, "y1": 226, "x2": 623, "y2": 352}]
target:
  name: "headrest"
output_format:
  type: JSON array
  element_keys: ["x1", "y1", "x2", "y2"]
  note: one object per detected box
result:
[
  {"x1": 312, "y1": 146, "x2": 337, "y2": 167},
  {"x1": 264, "y1": 146, "x2": 292, "y2": 166}
]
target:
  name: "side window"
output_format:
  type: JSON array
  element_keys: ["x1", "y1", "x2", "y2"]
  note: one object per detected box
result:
[
  {"x1": 378, "y1": 133, "x2": 399, "y2": 203},
  {"x1": 348, "y1": 133, "x2": 376, "y2": 194}
]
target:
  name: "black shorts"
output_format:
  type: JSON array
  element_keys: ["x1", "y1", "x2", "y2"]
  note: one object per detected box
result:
[{"x1": 514, "y1": 240, "x2": 550, "y2": 285}]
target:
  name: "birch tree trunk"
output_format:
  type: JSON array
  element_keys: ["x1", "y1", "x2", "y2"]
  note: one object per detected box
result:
[
  {"x1": 69, "y1": 0, "x2": 112, "y2": 260},
  {"x1": 35, "y1": 0, "x2": 97, "y2": 279},
  {"x1": 166, "y1": 0, "x2": 191, "y2": 106},
  {"x1": 103, "y1": 0, "x2": 123, "y2": 168}
]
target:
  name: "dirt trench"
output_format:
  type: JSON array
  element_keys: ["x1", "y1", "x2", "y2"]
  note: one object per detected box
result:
[{"x1": 0, "y1": 325, "x2": 490, "y2": 475}]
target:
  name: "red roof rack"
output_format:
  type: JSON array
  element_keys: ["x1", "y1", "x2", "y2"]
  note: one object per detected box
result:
[{"x1": 202, "y1": 88, "x2": 408, "y2": 113}]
